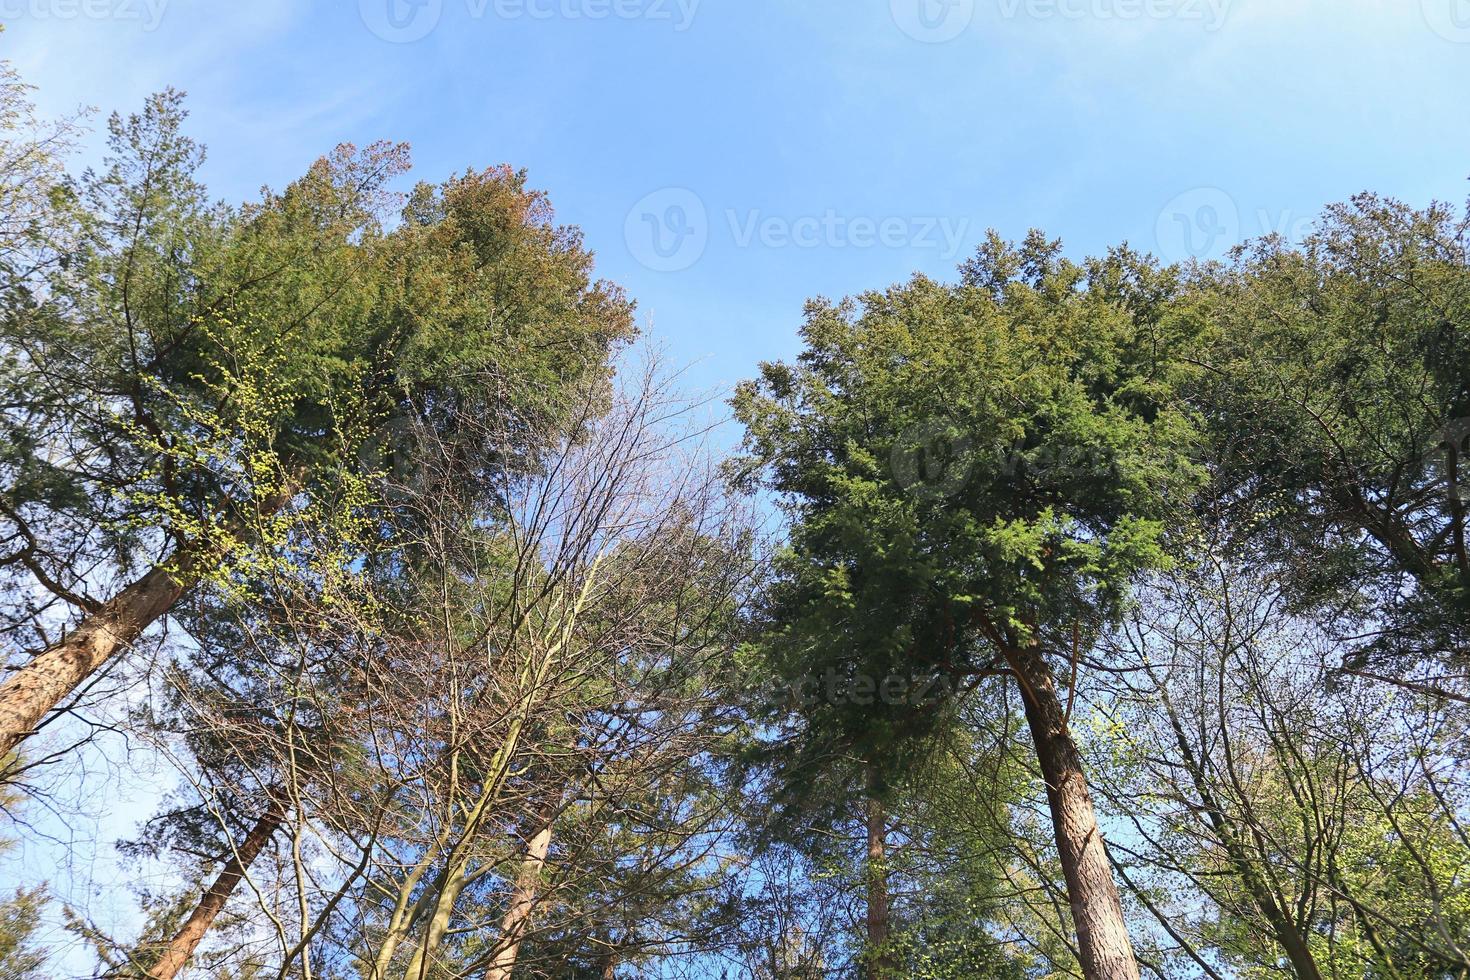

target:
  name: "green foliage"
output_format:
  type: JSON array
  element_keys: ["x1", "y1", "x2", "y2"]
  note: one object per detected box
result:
[
  {"x1": 734, "y1": 231, "x2": 1202, "y2": 793},
  {"x1": 0, "y1": 85, "x2": 636, "y2": 650},
  {"x1": 0, "y1": 41, "x2": 85, "y2": 276},
  {"x1": 878, "y1": 737, "x2": 1037, "y2": 980},
  {"x1": 7, "y1": 61, "x2": 1470, "y2": 980},
  {"x1": 0, "y1": 763, "x2": 48, "y2": 979},
  {"x1": 0, "y1": 886, "x2": 48, "y2": 980},
  {"x1": 1201, "y1": 768, "x2": 1470, "y2": 979},
  {"x1": 1188, "y1": 193, "x2": 1470, "y2": 664}
]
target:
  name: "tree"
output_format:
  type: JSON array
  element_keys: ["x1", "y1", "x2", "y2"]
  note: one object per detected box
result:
[
  {"x1": 0, "y1": 887, "x2": 47, "y2": 980},
  {"x1": 1188, "y1": 192, "x2": 1470, "y2": 673},
  {"x1": 105, "y1": 353, "x2": 754, "y2": 980},
  {"x1": 0, "y1": 773, "x2": 50, "y2": 980},
  {"x1": 1096, "y1": 542, "x2": 1470, "y2": 979},
  {"x1": 0, "y1": 83, "x2": 636, "y2": 765},
  {"x1": 734, "y1": 231, "x2": 1202, "y2": 979},
  {"x1": 330, "y1": 362, "x2": 746, "y2": 980},
  {"x1": 0, "y1": 37, "x2": 86, "y2": 279}
]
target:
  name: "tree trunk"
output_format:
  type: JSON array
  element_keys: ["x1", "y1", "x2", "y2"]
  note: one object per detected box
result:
[
  {"x1": 864, "y1": 769, "x2": 894, "y2": 980},
  {"x1": 145, "y1": 794, "x2": 286, "y2": 980},
  {"x1": 1005, "y1": 642, "x2": 1140, "y2": 980},
  {"x1": 0, "y1": 557, "x2": 195, "y2": 759},
  {"x1": 0, "y1": 485, "x2": 295, "y2": 761},
  {"x1": 403, "y1": 859, "x2": 473, "y2": 980},
  {"x1": 483, "y1": 811, "x2": 556, "y2": 980}
]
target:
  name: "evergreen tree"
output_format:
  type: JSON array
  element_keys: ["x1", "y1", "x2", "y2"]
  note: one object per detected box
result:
[
  {"x1": 1188, "y1": 193, "x2": 1470, "y2": 671},
  {"x1": 734, "y1": 232, "x2": 1202, "y2": 979},
  {"x1": 0, "y1": 86, "x2": 636, "y2": 763}
]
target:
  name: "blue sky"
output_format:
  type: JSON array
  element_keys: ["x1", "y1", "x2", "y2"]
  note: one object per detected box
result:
[
  {"x1": 7, "y1": 0, "x2": 1469, "y2": 397},
  {"x1": 2, "y1": 0, "x2": 1469, "y2": 968}
]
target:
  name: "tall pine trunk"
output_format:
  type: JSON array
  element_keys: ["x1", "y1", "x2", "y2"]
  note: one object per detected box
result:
[
  {"x1": 483, "y1": 809, "x2": 556, "y2": 980},
  {"x1": 864, "y1": 768, "x2": 894, "y2": 980},
  {"x1": 145, "y1": 794, "x2": 286, "y2": 980},
  {"x1": 1005, "y1": 642, "x2": 1140, "y2": 980},
  {"x1": 0, "y1": 557, "x2": 195, "y2": 759}
]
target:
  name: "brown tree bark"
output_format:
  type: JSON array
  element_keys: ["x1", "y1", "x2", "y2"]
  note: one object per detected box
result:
[
  {"x1": 864, "y1": 769, "x2": 895, "y2": 980},
  {"x1": 145, "y1": 794, "x2": 286, "y2": 980},
  {"x1": 1004, "y1": 642, "x2": 1140, "y2": 980},
  {"x1": 484, "y1": 811, "x2": 556, "y2": 980},
  {"x1": 0, "y1": 556, "x2": 195, "y2": 759},
  {"x1": 0, "y1": 489, "x2": 293, "y2": 761}
]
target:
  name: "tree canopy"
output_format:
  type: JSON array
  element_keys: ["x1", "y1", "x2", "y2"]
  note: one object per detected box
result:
[{"x1": 2, "y1": 69, "x2": 1469, "y2": 980}]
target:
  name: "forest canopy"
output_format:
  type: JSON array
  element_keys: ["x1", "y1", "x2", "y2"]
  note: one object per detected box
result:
[{"x1": 2, "y1": 66, "x2": 1469, "y2": 980}]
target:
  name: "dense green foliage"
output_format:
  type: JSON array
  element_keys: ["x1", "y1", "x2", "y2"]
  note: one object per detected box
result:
[
  {"x1": 733, "y1": 233, "x2": 1199, "y2": 812},
  {"x1": 0, "y1": 87, "x2": 635, "y2": 657},
  {"x1": 1188, "y1": 194, "x2": 1470, "y2": 666},
  {"x1": 2, "y1": 63, "x2": 1469, "y2": 980}
]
